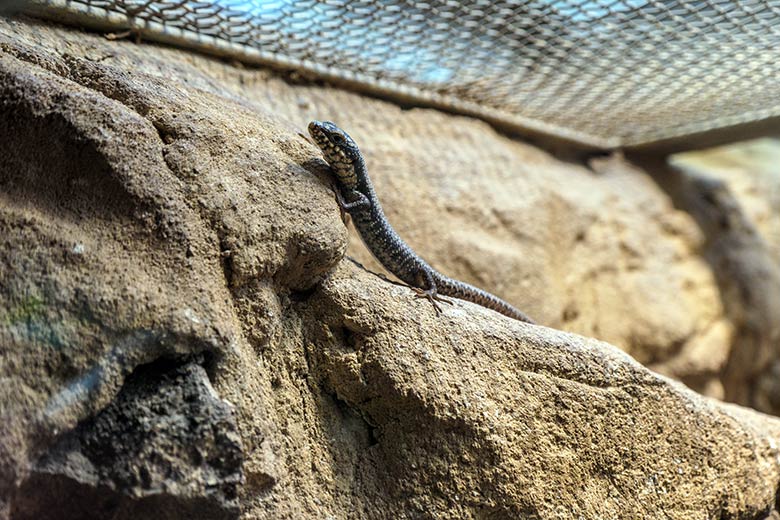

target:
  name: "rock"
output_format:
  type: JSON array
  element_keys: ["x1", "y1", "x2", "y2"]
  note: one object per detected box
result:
[
  {"x1": 633, "y1": 149, "x2": 780, "y2": 415},
  {"x1": 305, "y1": 260, "x2": 780, "y2": 518},
  {"x1": 650, "y1": 318, "x2": 734, "y2": 399},
  {"x1": 667, "y1": 143, "x2": 780, "y2": 413},
  {"x1": 1, "y1": 14, "x2": 779, "y2": 519},
  {"x1": 0, "y1": 15, "x2": 343, "y2": 517},
  {"x1": 1, "y1": 13, "x2": 729, "y2": 388},
  {"x1": 12, "y1": 362, "x2": 242, "y2": 520}
]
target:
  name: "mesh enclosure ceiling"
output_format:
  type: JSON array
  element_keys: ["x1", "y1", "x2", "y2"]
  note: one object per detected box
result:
[{"x1": 16, "y1": 0, "x2": 780, "y2": 149}]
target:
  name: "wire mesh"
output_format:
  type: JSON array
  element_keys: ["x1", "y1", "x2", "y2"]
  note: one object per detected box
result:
[{"x1": 16, "y1": 0, "x2": 780, "y2": 148}]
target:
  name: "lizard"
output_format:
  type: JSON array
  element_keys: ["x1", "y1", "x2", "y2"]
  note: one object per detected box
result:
[{"x1": 307, "y1": 120, "x2": 535, "y2": 324}]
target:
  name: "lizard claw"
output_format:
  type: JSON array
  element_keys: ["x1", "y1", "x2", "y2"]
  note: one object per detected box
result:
[
  {"x1": 330, "y1": 183, "x2": 350, "y2": 224},
  {"x1": 412, "y1": 287, "x2": 454, "y2": 316}
]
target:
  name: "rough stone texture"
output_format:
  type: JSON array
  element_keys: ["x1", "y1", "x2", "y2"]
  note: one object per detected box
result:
[
  {"x1": 305, "y1": 261, "x2": 780, "y2": 518},
  {"x1": 631, "y1": 146, "x2": 780, "y2": 415},
  {"x1": 12, "y1": 361, "x2": 242, "y2": 520},
  {"x1": 1, "y1": 14, "x2": 779, "y2": 519}
]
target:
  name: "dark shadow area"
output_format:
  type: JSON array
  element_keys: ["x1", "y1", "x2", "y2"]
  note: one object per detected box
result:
[{"x1": 10, "y1": 358, "x2": 243, "y2": 520}]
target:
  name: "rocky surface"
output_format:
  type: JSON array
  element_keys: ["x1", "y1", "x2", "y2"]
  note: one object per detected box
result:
[
  {"x1": 627, "y1": 146, "x2": 780, "y2": 414},
  {"x1": 1, "y1": 14, "x2": 779, "y2": 519},
  {"x1": 668, "y1": 143, "x2": 780, "y2": 411},
  {"x1": 12, "y1": 362, "x2": 242, "y2": 520}
]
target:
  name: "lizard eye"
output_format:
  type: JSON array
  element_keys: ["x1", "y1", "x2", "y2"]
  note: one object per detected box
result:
[{"x1": 331, "y1": 134, "x2": 345, "y2": 146}]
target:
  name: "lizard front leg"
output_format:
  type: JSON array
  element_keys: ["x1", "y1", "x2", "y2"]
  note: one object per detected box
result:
[
  {"x1": 331, "y1": 184, "x2": 371, "y2": 223},
  {"x1": 336, "y1": 189, "x2": 370, "y2": 211}
]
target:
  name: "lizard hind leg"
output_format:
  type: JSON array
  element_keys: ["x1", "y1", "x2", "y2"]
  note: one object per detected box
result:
[
  {"x1": 412, "y1": 287, "x2": 454, "y2": 315},
  {"x1": 412, "y1": 271, "x2": 454, "y2": 315}
]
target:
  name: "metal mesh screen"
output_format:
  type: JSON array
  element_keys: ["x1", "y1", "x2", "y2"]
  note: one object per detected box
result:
[{"x1": 17, "y1": 0, "x2": 780, "y2": 148}]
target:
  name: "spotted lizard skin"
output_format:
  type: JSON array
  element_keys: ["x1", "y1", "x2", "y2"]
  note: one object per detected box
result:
[{"x1": 308, "y1": 120, "x2": 535, "y2": 324}]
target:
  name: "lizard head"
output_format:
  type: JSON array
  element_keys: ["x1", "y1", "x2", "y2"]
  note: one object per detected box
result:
[{"x1": 308, "y1": 120, "x2": 361, "y2": 188}]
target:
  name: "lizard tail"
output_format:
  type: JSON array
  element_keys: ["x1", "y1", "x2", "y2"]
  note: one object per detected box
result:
[{"x1": 434, "y1": 275, "x2": 536, "y2": 324}]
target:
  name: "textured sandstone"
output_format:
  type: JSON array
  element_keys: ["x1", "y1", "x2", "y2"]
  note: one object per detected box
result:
[
  {"x1": 1, "y1": 14, "x2": 779, "y2": 519},
  {"x1": 667, "y1": 143, "x2": 780, "y2": 412}
]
